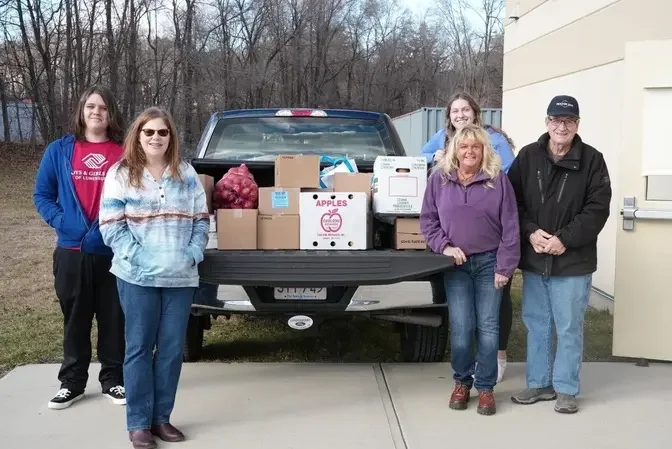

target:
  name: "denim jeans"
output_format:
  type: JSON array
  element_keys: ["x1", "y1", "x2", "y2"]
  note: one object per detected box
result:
[
  {"x1": 521, "y1": 271, "x2": 592, "y2": 396},
  {"x1": 116, "y1": 278, "x2": 195, "y2": 431},
  {"x1": 444, "y1": 250, "x2": 502, "y2": 391}
]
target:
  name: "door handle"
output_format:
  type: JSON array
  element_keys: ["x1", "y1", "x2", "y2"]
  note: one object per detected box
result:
[{"x1": 621, "y1": 196, "x2": 672, "y2": 230}]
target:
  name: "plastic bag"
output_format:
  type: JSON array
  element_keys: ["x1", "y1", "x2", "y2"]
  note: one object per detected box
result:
[
  {"x1": 319, "y1": 156, "x2": 358, "y2": 189},
  {"x1": 213, "y1": 164, "x2": 259, "y2": 209}
]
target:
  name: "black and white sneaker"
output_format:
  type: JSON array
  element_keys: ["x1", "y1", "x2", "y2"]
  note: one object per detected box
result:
[
  {"x1": 48, "y1": 388, "x2": 84, "y2": 410},
  {"x1": 103, "y1": 385, "x2": 126, "y2": 405}
]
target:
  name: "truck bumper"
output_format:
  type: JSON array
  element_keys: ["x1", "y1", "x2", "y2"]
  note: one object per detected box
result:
[{"x1": 198, "y1": 249, "x2": 454, "y2": 287}]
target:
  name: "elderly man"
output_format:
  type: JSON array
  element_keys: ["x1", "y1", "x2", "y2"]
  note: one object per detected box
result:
[{"x1": 507, "y1": 95, "x2": 612, "y2": 414}]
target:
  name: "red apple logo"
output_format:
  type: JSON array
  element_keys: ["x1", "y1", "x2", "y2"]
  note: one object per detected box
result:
[{"x1": 320, "y1": 208, "x2": 343, "y2": 232}]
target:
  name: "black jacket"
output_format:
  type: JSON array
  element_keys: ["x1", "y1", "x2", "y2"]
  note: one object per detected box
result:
[{"x1": 507, "y1": 133, "x2": 612, "y2": 276}]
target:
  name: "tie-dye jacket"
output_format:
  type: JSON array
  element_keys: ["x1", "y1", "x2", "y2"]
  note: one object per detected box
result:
[{"x1": 99, "y1": 161, "x2": 210, "y2": 288}]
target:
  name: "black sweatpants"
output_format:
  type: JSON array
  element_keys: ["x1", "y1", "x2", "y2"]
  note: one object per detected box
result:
[
  {"x1": 53, "y1": 247, "x2": 125, "y2": 392},
  {"x1": 430, "y1": 273, "x2": 513, "y2": 351}
]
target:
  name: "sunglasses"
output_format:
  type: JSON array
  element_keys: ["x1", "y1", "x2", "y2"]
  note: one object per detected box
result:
[{"x1": 141, "y1": 128, "x2": 170, "y2": 137}]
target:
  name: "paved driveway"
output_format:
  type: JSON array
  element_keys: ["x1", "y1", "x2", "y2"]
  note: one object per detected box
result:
[{"x1": 1, "y1": 362, "x2": 671, "y2": 448}]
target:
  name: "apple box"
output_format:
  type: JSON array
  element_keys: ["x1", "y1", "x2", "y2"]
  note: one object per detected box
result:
[
  {"x1": 372, "y1": 156, "x2": 427, "y2": 216},
  {"x1": 299, "y1": 192, "x2": 369, "y2": 250}
]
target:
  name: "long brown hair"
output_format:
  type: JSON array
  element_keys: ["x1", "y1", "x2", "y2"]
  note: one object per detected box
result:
[
  {"x1": 444, "y1": 92, "x2": 515, "y2": 150},
  {"x1": 70, "y1": 85, "x2": 125, "y2": 143},
  {"x1": 120, "y1": 107, "x2": 182, "y2": 188}
]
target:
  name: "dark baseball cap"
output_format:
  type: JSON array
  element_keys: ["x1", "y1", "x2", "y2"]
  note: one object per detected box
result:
[{"x1": 547, "y1": 95, "x2": 580, "y2": 118}]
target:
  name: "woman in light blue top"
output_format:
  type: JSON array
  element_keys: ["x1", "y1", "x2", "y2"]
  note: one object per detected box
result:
[
  {"x1": 100, "y1": 106, "x2": 209, "y2": 449},
  {"x1": 422, "y1": 92, "x2": 516, "y2": 384},
  {"x1": 421, "y1": 92, "x2": 516, "y2": 174}
]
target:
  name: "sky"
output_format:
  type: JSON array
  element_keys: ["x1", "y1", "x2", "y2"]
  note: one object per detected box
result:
[
  {"x1": 398, "y1": 0, "x2": 495, "y2": 24},
  {"x1": 400, "y1": 0, "x2": 435, "y2": 17}
]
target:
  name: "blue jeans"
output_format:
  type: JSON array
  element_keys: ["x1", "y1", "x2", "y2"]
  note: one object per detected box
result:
[
  {"x1": 116, "y1": 278, "x2": 195, "y2": 431},
  {"x1": 521, "y1": 271, "x2": 592, "y2": 396},
  {"x1": 444, "y1": 250, "x2": 502, "y2": 391}
]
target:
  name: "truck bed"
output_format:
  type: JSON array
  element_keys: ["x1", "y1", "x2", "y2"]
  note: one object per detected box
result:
[{"x1": 198, "y1": 248, "x2": 454, "y2": 287}]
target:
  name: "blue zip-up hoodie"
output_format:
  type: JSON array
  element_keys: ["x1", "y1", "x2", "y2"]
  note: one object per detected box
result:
[
  {"x1": 33, "y1": 135, "x2": 113, "y2": 255},
  {"x1": 420, "y1": 127, "x2": 516, "y2": 173}
]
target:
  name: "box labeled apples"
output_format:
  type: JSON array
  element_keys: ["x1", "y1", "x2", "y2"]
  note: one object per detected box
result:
[
  {"x1": 372, "y1": 156, "x2": 427, "y2": 215},
  {"x1": 299, "y1": 192, "x2": 369, "y2": 250}
]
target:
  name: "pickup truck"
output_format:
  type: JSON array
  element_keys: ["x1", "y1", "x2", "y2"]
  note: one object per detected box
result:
[{"x1": 187, "y1": 108, "x2": 454, "y2": 363}]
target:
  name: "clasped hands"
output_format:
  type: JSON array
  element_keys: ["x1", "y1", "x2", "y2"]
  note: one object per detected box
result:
[
  {"x1": 442, "y1": 246, "x2": 509, "y2": 289},
  {"x1": 530, "y1": 229, "x2": 566, "y2": 256}
]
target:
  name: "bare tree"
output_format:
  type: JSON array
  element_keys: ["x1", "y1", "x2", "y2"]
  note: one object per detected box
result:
[{"x1": 0, "y1": 0, "x2": 505, "y2": 145}]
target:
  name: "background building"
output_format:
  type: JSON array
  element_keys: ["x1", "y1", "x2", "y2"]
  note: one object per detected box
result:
[{"x1": 503, "y1": 0, "x2": 672, "y2": 361}]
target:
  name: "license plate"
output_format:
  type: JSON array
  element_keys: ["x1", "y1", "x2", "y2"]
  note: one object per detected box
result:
[{"x1": 274, "y1": 287, "x2": 327, "y2": 300}]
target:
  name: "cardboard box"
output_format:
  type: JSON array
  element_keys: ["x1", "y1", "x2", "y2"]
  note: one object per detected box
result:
[
  {"x1": 394, "y1": 218, "x2": 427, "y2": 249},
  {"x1": 275, "y1": 155, "x2": 321, "y2": 188},
  {"x1": 258, "y1": 187, "x2": 300, "y2": 215},
  {"x1": 299, "y1": 192, "x2": 369, "y2": 250},
  {"x1": 258, "y1": 215, "x2": 300, "y2": 249},
  {"x1": 372, "y1": 156, "x2": 427, "y2": 216},
  {"x1": 216, "y1": 209, "x2": 258, "y2": 250},
  {"x1": 302, "y1": 187, "x2": 333, "y2": 192},
  {"x1": 333, "y1": 172, "x2": 372, "y2": 199},
  {"x1": 198, "y1": 174, "x2": 215, "y2": 213}
]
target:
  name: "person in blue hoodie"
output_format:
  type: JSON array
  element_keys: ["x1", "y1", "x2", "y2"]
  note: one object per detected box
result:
[
  {"x1": 421, "y1": 92, "x2": 516, "y2": 383},
  {"x1": 33, "y1": 85, "x2": 127, "y2": 410}
]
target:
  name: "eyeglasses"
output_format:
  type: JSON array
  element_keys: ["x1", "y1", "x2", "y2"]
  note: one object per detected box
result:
[
  {"x1": 548, "y1": 117, "x2": 578, "y2": 128},
  {"x1": 141, "y1": 128, "x2": 170, "y2": 137}
]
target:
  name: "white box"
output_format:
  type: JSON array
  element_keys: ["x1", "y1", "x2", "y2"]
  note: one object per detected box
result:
[
  {"x1": 372, "y1": 156, "x2": 427, "y2": 216},
  {"x1": 299, "y1": 192, "x2": 369, "y2": 250}
]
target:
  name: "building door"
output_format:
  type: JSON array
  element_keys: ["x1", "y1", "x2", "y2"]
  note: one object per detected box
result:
[{"x1": 613, "y1": 40, "x2": 672, "y2": 362}]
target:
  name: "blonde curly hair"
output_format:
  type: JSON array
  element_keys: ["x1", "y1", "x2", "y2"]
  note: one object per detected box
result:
[{"x1": 433, "y1": 124, "x2": 501, "y2": 189}]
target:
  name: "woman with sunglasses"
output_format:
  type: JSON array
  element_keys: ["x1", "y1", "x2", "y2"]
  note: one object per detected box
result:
[{"x1": 100, "y1": 107, "x2": 209, "y2": 449}]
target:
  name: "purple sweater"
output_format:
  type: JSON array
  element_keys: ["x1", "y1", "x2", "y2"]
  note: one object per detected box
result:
[{"x1": 419, "y1": 169, "x2": 521, "y2": 278}]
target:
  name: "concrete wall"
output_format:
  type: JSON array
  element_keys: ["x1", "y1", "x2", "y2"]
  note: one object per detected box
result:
[{"x1": 502, "y1": 0, "x2": 672, "y2": 299}]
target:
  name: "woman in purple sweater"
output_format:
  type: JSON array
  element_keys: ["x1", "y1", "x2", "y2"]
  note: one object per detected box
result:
[{"x1": 420, "y1": 124, "x2": 520, "y2": 416}]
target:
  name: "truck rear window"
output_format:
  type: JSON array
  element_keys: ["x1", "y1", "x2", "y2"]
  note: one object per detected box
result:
[{"x1": 202, "y1": 117, "x2": 395, "y2": 161}]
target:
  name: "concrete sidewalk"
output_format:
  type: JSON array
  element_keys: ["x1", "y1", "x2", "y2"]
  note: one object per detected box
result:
[{"x1": 1, "y1": 362, "x2": 671, "y2": 448}]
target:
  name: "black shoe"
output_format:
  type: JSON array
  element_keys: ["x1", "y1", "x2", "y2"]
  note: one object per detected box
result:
[
  {"x1": 48, "y1": 388, "x2": 84, "y2": 410},
  {"x1": 102, "y1": 385, "x2": 126, "y2": 405}
]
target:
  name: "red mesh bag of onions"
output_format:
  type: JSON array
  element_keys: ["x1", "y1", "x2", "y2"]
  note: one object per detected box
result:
[{"x1": 213, "y1": 164, "x2": 259, "y2": 209}]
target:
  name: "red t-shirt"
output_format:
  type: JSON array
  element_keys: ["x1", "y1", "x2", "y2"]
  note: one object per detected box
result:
[{"x1": 71, "y1": 140, "x2": 124, "y2": 223}]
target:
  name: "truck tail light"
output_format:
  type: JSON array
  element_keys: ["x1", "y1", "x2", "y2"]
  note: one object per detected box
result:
[{"x1": 276, "y1": 109, "x2": 327, "y2": 117}]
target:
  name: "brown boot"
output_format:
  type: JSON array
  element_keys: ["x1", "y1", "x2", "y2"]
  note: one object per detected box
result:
[
  {"x1": 477, "y1": 391, "x2": 496, "y2": 415},
  {"x1": 151, "y1": 423, "x2": 186, "y2": 442},
  {"x1": 449, "y1": 381, "x2": 471, "y2": 410},
  {"x1": 128, "y1": 430, "x2": 157, "y2": 449}
]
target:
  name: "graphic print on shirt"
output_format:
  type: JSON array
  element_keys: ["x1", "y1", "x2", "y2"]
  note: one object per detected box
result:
[
  {"x1": 71, "y1": 141, "x2": 123, "y2": 222},
  {"x1": 81, "y1": 153, "x2": 109, "y2": 170}
]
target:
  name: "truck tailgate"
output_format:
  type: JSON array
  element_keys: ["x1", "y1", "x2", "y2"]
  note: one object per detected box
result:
[{"x1": 198, "y1": 249, "x2": 454, "y2": 287}]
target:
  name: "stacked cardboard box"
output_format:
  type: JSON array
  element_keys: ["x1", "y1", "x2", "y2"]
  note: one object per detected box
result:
[
  {"x1": 371, "y1": 156, "x2": 429, "y2": 250},
  {"x1": 257, "y1": 187, "x2": 300, "y2": 249},
  {"x1": 199, "y1": 154, "x2": 429, "y2": 251}
]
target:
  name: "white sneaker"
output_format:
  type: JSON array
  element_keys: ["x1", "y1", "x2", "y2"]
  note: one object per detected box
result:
[
  {"x1": 102, "y1": 385, "x2": 126, "y2": 405},
  {"x1": 48, "y1": 388, "x2": 84, "y2": 410},
  {"x1": 497, "y1": 358, "x2": 507, "y2": 383}
]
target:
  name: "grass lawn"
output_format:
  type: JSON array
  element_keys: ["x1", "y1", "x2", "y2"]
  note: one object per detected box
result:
[{"x1": 0, "y1": 143, "x2": 615, "y2": 379}]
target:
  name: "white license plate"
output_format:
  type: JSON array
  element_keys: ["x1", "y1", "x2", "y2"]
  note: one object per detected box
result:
[{"x1": 274, "y1": 287, "x2": 327, "y2": 300}]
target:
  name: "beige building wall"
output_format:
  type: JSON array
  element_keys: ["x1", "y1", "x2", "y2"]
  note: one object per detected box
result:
[{"x1": 502, "y1": 0, "x2": 672, "y2": 300}]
